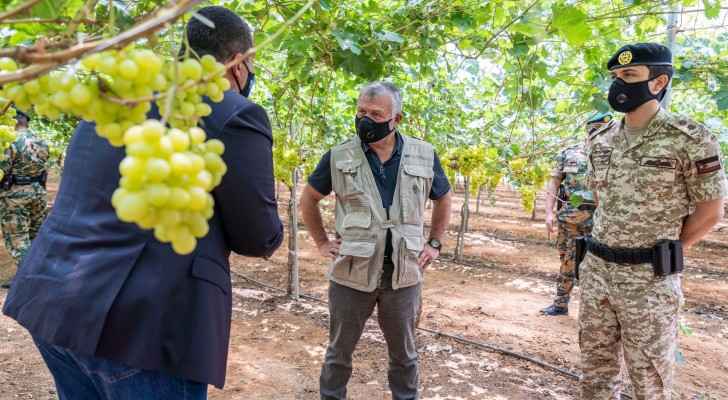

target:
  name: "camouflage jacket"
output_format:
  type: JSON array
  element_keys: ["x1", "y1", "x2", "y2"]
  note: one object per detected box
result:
[
  {"x1": 587, "y1": 109, "x2": 728, "y2": 248},
  {"x1": 551, "y1": 143, "x2": 594, "y2": 221},
  {"x1": 0, "y1": 128, "x2": 49, "y2": 198}
]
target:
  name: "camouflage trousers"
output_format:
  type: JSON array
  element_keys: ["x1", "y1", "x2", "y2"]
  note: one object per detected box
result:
[
  {"x1": 0, "y1": 188, "x2": 47, "y2": 266},
  {"x1": 553, "y1": 209, "x2": 592, "y2": 308},
  {"x1": 579, "y1": 252, "x2": 683, "y2": 400}
]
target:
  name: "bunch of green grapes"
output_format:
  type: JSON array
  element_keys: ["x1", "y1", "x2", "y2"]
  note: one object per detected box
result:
[
  {"x1": 111, "y1": 120, "x2": 227, "y2": 254},
  {"x1": 0, "y1": 125, "x2": 14, "y2": 181},
  {"x1": 0, "y1": 124, "x2": 15, "y2": 151},
  {"x1": 519, "y1": 186, "x2": 537, "y2": 214},
  {"x1": 509, "y1": 157, "x2": 550, "y2": 214},
  {"x1": 509, "y1": 158, "x2": 527, "y2": 175},
  {"x1": 0, "y1": 51, "x2": 229, "y2": 145},
  {"x1": 1, "y1": 51, "x2": 156, "y2": 146},
  {"x1": 158, "y1": 55, "x2": 230, "y2": 129},
  {"x1": 484, "y1": 172, "x2": 503, "y2": 192},
  {"x1": 0, "y1": 48, "x2": 233, "y2": 254},
  {"x1": 272, "y1": 130, "x2": 302, "y2": 189},
  {"x1": 0, "y1": 99, "x2": 16, "y2": 165},
  {"x1": 439, "y1": 149, "x2": 459, "y2": 186},
  {"x1": 458, "y1": 145, "x2": 486, "y2": 178}
]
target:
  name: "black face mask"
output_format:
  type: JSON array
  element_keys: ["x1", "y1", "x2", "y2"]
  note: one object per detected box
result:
[
  {"x1": 608, "y1": 77, "x2": 666, "y2": 113},
  {"x1": 355, "y1": 116, "x2": 393, "y2": 143},
  {"x1": 233, "y1": 62, "x2": 255, "y2": 98}
]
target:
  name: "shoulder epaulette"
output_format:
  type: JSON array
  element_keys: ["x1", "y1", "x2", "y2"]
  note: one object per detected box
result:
[
  {"x1": 588, "y1": 119, "x2": 616, "y2": 140},
  {"x1": 665, "y1": 114, "x2": 711, "y2": 141}
]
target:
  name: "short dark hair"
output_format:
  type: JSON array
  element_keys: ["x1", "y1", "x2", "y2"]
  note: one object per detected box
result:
[
  {"x1": 648, "y1": 65, "x2": 673, "y2": 81},
  {"x1": 14, "y1": 108, "x2": 29, "y2": 126},
  {"x1": 180, "y1": 6, "x2": 253, "y2": 62}
]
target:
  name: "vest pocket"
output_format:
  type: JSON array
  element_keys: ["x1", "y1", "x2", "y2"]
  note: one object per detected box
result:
[
  {"x1": 330, "y1": 240, "x2": 376, "y2": 286},
  {"x1": 335, "y1": 159, "x2": 365, "y2": 196},
  {"x1": 400, "y1": 164, "x2": 433, "y2": 225},
  {"x1": 398, "y1": 236, "x2": 424, "y2": 286},
  {"x1": 342, "y1": 211, "x2": 372, "y2": 230}
]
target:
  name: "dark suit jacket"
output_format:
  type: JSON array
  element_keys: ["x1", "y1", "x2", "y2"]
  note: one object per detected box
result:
[{"x1": 2, "y1": 91, "x2": 284, "y2": 388}]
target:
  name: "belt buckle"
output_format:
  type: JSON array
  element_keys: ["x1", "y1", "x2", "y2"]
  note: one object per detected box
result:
[
  {"x1": 605, "y1": 247, "x2": 618, "y2": 263},
  {"x1": 628, "y1": 249, "x2": 639, "y2": 264}
]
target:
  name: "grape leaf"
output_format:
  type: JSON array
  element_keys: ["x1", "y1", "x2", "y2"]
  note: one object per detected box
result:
[
  {"x1": 551, "y1": 5, "x2": 591, "y2": 46},
  {"x1": 377, "y1": 30, "x2": 405, "y2": 44},
  {"x1": 319, "y1": 0, "x2": 332, "y2": 11},
  {"x1": 703, "y1": 0, "x2": 721, "y2": 19}
]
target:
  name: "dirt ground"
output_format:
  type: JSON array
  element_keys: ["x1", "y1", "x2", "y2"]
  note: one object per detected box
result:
[{"x1": 1, "y1": 179, "x2": 727, "y2": 400}]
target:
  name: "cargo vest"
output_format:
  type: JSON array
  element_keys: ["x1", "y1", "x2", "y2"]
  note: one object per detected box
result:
[{"x1": 329, "y1": 134, "x2": 434, "y2": 292}]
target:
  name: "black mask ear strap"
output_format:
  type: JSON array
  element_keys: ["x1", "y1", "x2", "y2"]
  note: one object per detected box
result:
[{"x1": 647, "y1": 74, "x2": 671, "y2": 100}]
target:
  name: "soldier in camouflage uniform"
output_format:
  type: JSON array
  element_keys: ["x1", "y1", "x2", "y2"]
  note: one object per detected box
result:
[
  {"x1": 542, "y1": 112, "x2": 612, "y2": 316},
  {"x1": 0, "y1": 110, "x2": 49, "y2": 288},
  {"x1": 580, "y1": 43, "x2": 727, "y2": 399}
]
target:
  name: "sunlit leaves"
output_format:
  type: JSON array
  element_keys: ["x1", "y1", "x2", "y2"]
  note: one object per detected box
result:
[
  {"x1": 377, "y1": 30, "x2": 405, "y2": 44},
  {"x1": 551, "y1": 4, "x2": 591, "y2": 46},
  {"x1": 332, "y1": 29, "x2": 362, "y2": 55},
  {"x1": 703, "y1": 0, "x2": 722, "y2": 19}
]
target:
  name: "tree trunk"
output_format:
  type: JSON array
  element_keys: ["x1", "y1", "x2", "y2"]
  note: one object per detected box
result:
[
  {"x1": 287, "y1": 168, "x2": 300, "y2": 299},
  {"x1": 455, "y1": 176, "x2": 470, "y2": 261},
  {"x1": 531, "y1": 202, "x2": 537, "y2": 221}
]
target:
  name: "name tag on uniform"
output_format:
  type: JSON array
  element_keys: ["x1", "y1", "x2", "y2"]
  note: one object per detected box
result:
[
  {"x1": 640, "y1": 157, "x2": 676, "y2": 182},
  {"x1": 640, "y1": 157, "x2": 677, "y2": 169},
  {"x1": 590, "y1": 147, "x2": 612, "y2": 181},
  {"x1": 591, "y1": 148, "x2": 612, "y2": 166}
]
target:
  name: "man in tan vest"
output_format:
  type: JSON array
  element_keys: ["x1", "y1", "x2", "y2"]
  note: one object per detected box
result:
[{"x1": 300, "y1": 81, "x2": 452, "y2": 400}]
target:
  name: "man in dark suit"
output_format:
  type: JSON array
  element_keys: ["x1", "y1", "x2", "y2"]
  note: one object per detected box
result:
[{"x1": 2, "y1": 6, "x2": 283, "y2": 399}]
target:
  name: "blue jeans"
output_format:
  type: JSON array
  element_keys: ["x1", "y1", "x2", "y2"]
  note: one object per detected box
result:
[{"x1": 33, "y1": 337, "x2": 207, "y2": 400}]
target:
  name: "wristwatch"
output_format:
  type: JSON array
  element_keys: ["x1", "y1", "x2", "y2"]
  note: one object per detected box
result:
[{"x1": 427, "y1": 238, "x2": 442, "y2": 252}]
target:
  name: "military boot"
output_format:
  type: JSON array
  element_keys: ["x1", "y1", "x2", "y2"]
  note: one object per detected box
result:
[{"x1": 541, "y1": 304, "x2": 568, "y2": 316}]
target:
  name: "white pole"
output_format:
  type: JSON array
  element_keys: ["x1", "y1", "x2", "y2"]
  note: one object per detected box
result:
[{"x1": 662, "y1": 3, "x2": 680, "y2": 109}]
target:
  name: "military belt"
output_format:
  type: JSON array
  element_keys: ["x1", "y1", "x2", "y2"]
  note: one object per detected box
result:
[
  {"x1": 577, "y1": 203, "x2": 596, "y2": 212},
  {"x1": 586, "y1": 237, "x2": 652, "y2": 264},
  {"x1": 8, "y1": 171, "x2": 47, "y2": 187},
  {"x1": 583, "y1": 237, "x2": 684, "y2": 277},
  {"x1": 13, "y1": 174, "x2": 46, "y2": 185}
]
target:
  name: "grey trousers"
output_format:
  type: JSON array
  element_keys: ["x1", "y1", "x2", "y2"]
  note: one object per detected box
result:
[{"x1": 320, "y1": 281, "x2": 421, "y2": 400}]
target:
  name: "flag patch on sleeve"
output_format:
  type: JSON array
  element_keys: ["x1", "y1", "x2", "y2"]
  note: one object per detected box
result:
[{"x1": 695, "y1": 156, "x2": 721, "y2": 175}]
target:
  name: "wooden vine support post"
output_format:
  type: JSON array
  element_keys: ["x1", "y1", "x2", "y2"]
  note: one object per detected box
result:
[
  {"x1": 475, "y1": 185, "x2": 483, "y2": 215},
  {"x1": 287, "y1": 167, "x2": 300, "y2": 299},
  {"x1": 455, "y1": 176, "x2": 470, "y2": 261}
]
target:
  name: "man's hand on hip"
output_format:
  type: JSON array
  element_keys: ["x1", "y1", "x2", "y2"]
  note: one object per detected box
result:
[
  {"x1": 418, "y1": 244, "x2": 440, "y2": 270},
  {"x1": 317, "y1": 238, "x2": 341, "y2": 260},
  {"x1": 545, "y1": 213, "x2": 556, "y2": 235}
]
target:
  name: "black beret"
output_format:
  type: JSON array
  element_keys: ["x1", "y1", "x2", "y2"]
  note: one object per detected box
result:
[{"x1": 607, "y1": 43, "x2": 672, "y2": 70}]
